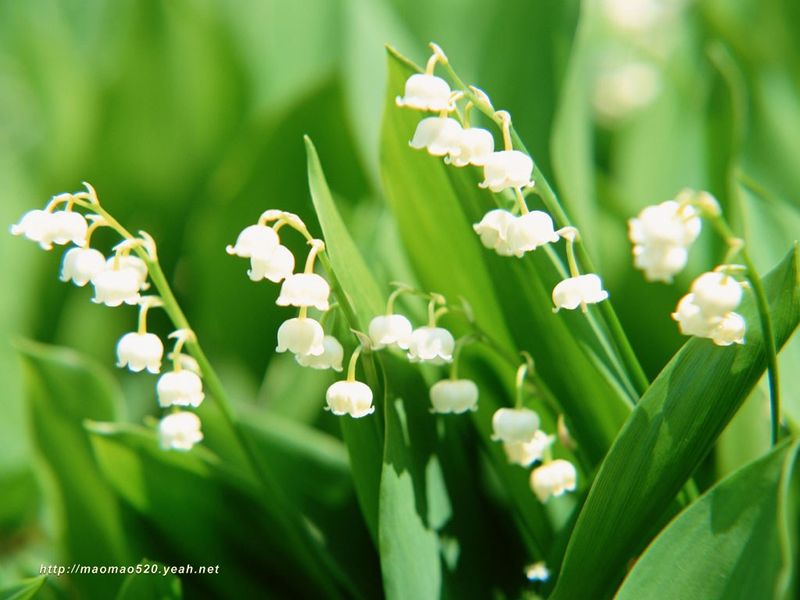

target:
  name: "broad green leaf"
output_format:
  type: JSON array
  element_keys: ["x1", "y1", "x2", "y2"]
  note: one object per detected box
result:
[
  {"x1": 0, "y1": 576, "x2": 46, "y2": 600},
  {"x1": 305, "y1": 136, "x2": 386, "y2": 541},
  {"x1": 381, "y1": 47, "x2": 634, "y2": 462},
  {"x1": 616, "y1": 439, "x2": 800, "y2": 600},
  {"x1": 552, "y1": 247, "x2": 800, "y2": 600},
  {"x1": 16, "y1": 339, "x2": 130, "y2": 599},
  {"x1": 115, "y1": 560, "x2": 182, "y2": 600},
  {"x1": 87, "y1": 423, "x2": 349, "y2": 599}
]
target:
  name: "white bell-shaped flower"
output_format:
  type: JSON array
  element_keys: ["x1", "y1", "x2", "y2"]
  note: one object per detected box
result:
[
  {"x1": 60, "y1": 247, "x2": 107, "y2": 287},
  {"x1": 249, "y1": 245, "x2": 295, "y2": 283},
  {"x1": 506, "y1": 211, "x2": 559, "y2": 257},
  {"x1": 407, "y1": 326, "x2": 455, "y2": 364},
  {"x1": 503, "y1": 431, "x2": 555, "y2": 467},
  {"x1": 91, "y1": 263, "x2": 142, "y2": 307},
  {"x1": 11, "y1": 209, "x2": 88, "y2": 250},
  {"x1": 226, "y1": 224, "x2": 279, "y2": 258},
  {"x1": 530, "y1": 459, "x2": 577, "y2": 502},
  {"x1": 430, "y1": 379, "x2": 479, "y2": 414},
  {"x1": 491, "y1": 407, "x2": 540, "y2": 443},
  {"x1": 671, "y1": 294, "x2": 718, "y2": 337},
  {"x1": 632, "y1": 244, "x2": 689, "y2": 283},
  {"x1": 296, "y1": 335, "x2": 344, "y2": 371},
  {"x1": 159, "y1": 411, "x2": 203, "y2": 451},
  {"x1": 107, "y1": 255, "x2": 149, "y2": 290},
  {"x1": 276, "y1": 273, "x2": 330, "y2": 311},
  {"x1": 409, "y1": 117, "x2": 463, "y2": 157},
  {"x1": 690, "y1": 272, "x2": 743, "y2": 316},
  {"x1": 447, "y1": 127, "x2": 495, "y2": 167},
  {"x1": 395, "y1": 74, "x2": 453, "y2": 112},
  {"x1": 326, "y1": 380, "x2": 375, "y2": 418},
  {"x1": 525, "y1": 562, "x2": 550, "y2": 583},
  {"x1": 369, "y1": 314, "x2": 413, "y2": 350},
  {"x1": 116, "y1": 332, "x2": 164, "y2": 374},
  {"x1": 628, "y1": 201, "x2": 701, "y2": 249},
  {"x1": 157, "y1": 370, "x2": 205, "y2": 408},
  {"x1": 479, "y1": 151, "x2": 534, "y2": 192},
  {"x1": 552, "y1": 274, "x2": 609, "y2": 311},
  {"x1": 276, "y1": 317, "x2": 325, "y2": 356},
  {"x1": 11, "y1": 209, "x2": 51, "y2": 247},
  {"x1": 709, "y1": 312, "x2": 746, "y2": 347},
  {"x1": 473, "y1": 209, "x2": 516, "y2": 256}
]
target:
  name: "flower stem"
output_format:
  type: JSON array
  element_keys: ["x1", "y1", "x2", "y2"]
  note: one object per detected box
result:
[{"x1": 437, "y1": 61, "x2": 650, "y2": 397}]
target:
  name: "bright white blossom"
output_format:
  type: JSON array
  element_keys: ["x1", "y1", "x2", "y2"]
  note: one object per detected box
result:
[
  {"x1": 530, "y1": 459, "x2": 577, "y2": 502},
  {"x1": 479, "y1": 151, "x2": 534, "y2": 192},
  {"x1": 409, "y1": 117, "x2": 463, "y2": 157},
  {"x1": 157, "y1": 370, "x2": 205, "y2": 408},
  {"x1": 407, "y1": 326, "x2": 455, "y2": 365},
  {"x1": 672, "y1": 294, "x2": 718, "y2": 337},
  {"x1": 672, "y1": 271, "x2": 746, "y2": 345},
  {"x1": 116, "y1": 332, "x2": 164, "y2": 374},
  {"x1": 690, "y1": 272, "x2": 743, "y2": 315},
  {"x1": 248, "y1": 245, "x2": 295, "y2": 283},
  {"x1": 491, "y1": 408, "x2": 540, "y2": 443},
  {"x1": 553, "y1": 274, "x2": 609, "y2": 311},
  {"x1": 277, "y1": 273, "x2": 330, "y2": 311},
  {"x1": 430, "y1": 379, "x2": 479, "y2": 414},
  {"x1": 395, "y1": 74, "x2": 453, "y2": 112},
  {"x1": 111, "y1": 255, "x2": 149, "y2": 290},
  {"x1": 226, "y1": 224, "x2": 279, "y2": 258},
  {"x1": 159, "y1": 411, "x2": 203, "y2": 451},
  {"x1": 296, "y1": 335, "x2": 344, "y2": 371},
  {"x1": 326, "y1": 380, "x2": 375, "y2": 418},
  {"x1": 503, "y1": 431, "x2": 555, "y2": 467},
  {"x1": 709, "y1": 312, "x2": 746, "y2": 346},
  {"x1": 369, "y1": 314, "x2": 413, "y2": 350},
  {"x1": 506, "y1": 211, "x2": 559, "y2": 257},
  {"x1": 11, "y1": 209, "x2": 88, "y2": 250},
  {"x1": 629, "y1": 199, "x2": 701, "y2": 282},
  {"x1": 276, "y1": 317, "x2": 325, "y2": 356},
  {"x1": 91, "y1": 262, "x2": 143, "y2": 307},
  {"x1": 60, "y1": 247, "x2": 106, "y2": 286},
  {"x1": 525, "y1": 561, "x2": 551, "y2": 583},
  {"x1": 473, "y1": 209, "x2": 515, "y2": 256},
  {"x1": 447, "y1": 127, "x2": 495, "y2": 167}
]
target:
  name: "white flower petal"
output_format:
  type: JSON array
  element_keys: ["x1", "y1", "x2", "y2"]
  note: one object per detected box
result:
[
  {"x1": 530, "y1": 459, "x2": 577, "y2": 502},
  {"x1": 395, "y1": 74, "x2": 453, "y2": 112},
  {"x1": 506, "y1": 210, "x2": 559, "y2": 257},
  {"x1": 479, "y1": 151, "x2": 533, "y2": 192},
  {"x1": 60, "y1": 247, "x2": 107, "y2": 287},
  {"x1": 249, "y1": 244, "x2": 295, "y2": 282},
  {"x1": 157, "y1": 370, "x2": 205, "y2": 408},
  {"x1": 552, "y1": 274, "x2": 609, "y2": 311},
  {"x1": 226, "y1": 224, "x2": 279, "y2": 258},
  {"x1": 276, "y1": 318, "x2": 325, "y2": 356},
  {"x1": 407, "y1": 326, "x2": 455, "y2": 364},
  {"x1": 326, "y1": 380, "x2": 374, "y2": 418},
  {"x1": 117, "y1": 332, "x2": 164, "y2": 374},
  {"x1": 276, "y1": 273, "x2": 330, "y2": 310},
  {"x1": 491, "y1": 408, "x2": 540, "y2": 443},
  {"x1": 430, "y1": 379, "x2": 479, "y2": 414},
  {"x1": 296, "y1": 335, "x2": 344, "y2": 371},
  {"x1": 159, "y1": 411, "x2": 203, "y2": 451},
  {"x1": 369, "y1": 314, "x2": 413, "y2": 350}
]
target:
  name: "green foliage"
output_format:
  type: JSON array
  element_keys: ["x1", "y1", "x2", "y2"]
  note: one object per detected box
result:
[{"x1": 0, "y1": 576, "x2": 45, "y2": 600}]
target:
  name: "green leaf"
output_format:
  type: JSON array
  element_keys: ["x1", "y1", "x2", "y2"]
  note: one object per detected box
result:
[
  {"x1": 305, "y1": 135, "x2": 385, "y2": 541},
  {"x1": 615, "y1": 439, "x2": 800, "y2": 600},
  {"x1": 115, "y1": 560, "x2": 182, "y2": 600},
  {"x1": 380, "y1": 47, "x2": 634, "y2": 461},
  {"x1": 16, "y1": 339, "x2": 130, "y2": 599},
  {"x1": 87, "y1": 422, "x2": 348, "y2": 599},
  {"x1": 0, "y1": 576, "x2": 46, "y2": 600},
  {"x1": 552, "y1": 246, "x2": 800, "y2": 600}
]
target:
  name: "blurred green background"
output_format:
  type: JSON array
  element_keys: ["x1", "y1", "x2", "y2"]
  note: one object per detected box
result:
[{"x1": 1, "y1": 0, "x2": 798, "y2": 597}]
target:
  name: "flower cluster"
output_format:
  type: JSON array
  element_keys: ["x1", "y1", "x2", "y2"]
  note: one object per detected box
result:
[
  {"x1": 11, "y1": 184, "x2": 205, "y2": 451},
  {"x1": 672, "y1": 270, "x2": 746, "y2": 346},
  {"x1": 397, "y1": 45, "x2": 609, "y2": 314}
]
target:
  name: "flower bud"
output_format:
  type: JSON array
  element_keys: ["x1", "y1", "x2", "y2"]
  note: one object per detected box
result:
[
  {"x1": 447, "y1": 127, "x2": 495, "y2": 167},
  {"x1": 157, "y1": 370, "x2": 205, "y2": 408},
  {"x1": 409, "y1": 117, "x2": 463, "y2": 157},
  {"x1": 296, "y1": 335, "x2": 344, "y2": 371},
  {"x1": 479, "y1": 151, "x2": 533, "y2": 192},
  {"x1": 395, "y1": 74, "x2": 453, "y2": 112},
  {"x1": 116, "y1": 332, "x2": 164, "y2": 374},
  {"x1": 690, "y1": 272, "x2": 743, "y2": 316},
  {"x1": 226, "y1": 224, "x2": 279, "y2": 258},
  {"x1": 407, "y1": 326, "x2": 455, "y2": 364},
  {"x1": 552, "y1": 274, "x2": 609, "y2": 311}
]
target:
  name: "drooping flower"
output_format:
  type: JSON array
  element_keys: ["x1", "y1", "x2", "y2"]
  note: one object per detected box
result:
[
  {"x1": 296, "y1": 335, "x2": 344, "y2": 371},
  {"x1": 157, "y1": 370, "x2": 205, "y2": 408},
  {"x1": 429, "y1": 379, "x2": 479, "y2": 414},
  {"x1": 446, "y1": 127, "x2": 495, "y2": 167},
  {"x1": 709, "y1": 312, "x2": 746, "y2": 347},
  {"x1": 226, "y1": 224, "x2": 279, "y2": 258},
  {"x1": 276, "y1": 317, "x2": 325, "y2": 356},
  {"x1": 248, "y1": 244, "x2": 295, "y2": 283},
  {"x1": 369, "y1": 314, "x2": 413, "y2": 350},
  {"x1": 672, "y1": 271, "x2": 746, "y2": 345},
  {"x1": 325, "y1": 380, "x2": 375, "y2": 418},
  {"x1": 525, "y1": 561, "x2": 551, "y2": 583},
  {"x1": 530, "y1": 459, "x2": 577, "y2": 502},
  {"x1": 116, "y1": 332, "x2": 164, "y2": 374},
  {"x1": 60, "y1": 247, "x2": 107, "y2": 286},
  {"x1": 671, "y1": 294, "x2": 718, "y2": 338},
  {"x1": 473, "y1": 209, "x2": 516, "y2": 256},
  {"x1": 91, "y1": 261, "x2": 143, "y2": 307},
  {"x1": 159, "y1": 411, "x2": 203, "y2": 451},
  {"x1": 110, "y1": 255, "x2": 149, "y2": 290},
  {"x1": 407, "y1": 326, "x2": 455, "y2": 364},
  {"x1": 491, "y1": 407, "x2": 540, "y2": 443},
  {"x1": 395, "y1": 74, "x2": 453, "y2": 112},
  {"x1": 479, "y1": 151, "x2": 534, "y2": 192},
  {"x1": 552, "y1": 274, "x2": 609, "y2": 311},
  {"x1": 409, "y1": 117, "x2": 463, "y2": 157},
  {"x1": 276, "y1": 273, "x2": 330, "y2": 311},
  {"x1": 690, "y1": 271, "x2": 743, "y2": 316},
  {"x1": 632, "y1": 244, "x2": 689, "y2": 283},
  {"x1": 503, "y1": 431, "x2": 555, "y2": 467},
  {"x1": 506, "y1": 211, "x2": 559, "y2": 257},
  {"x1": 11, "y1": 209, "x2": 88, "y2": 250}
]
